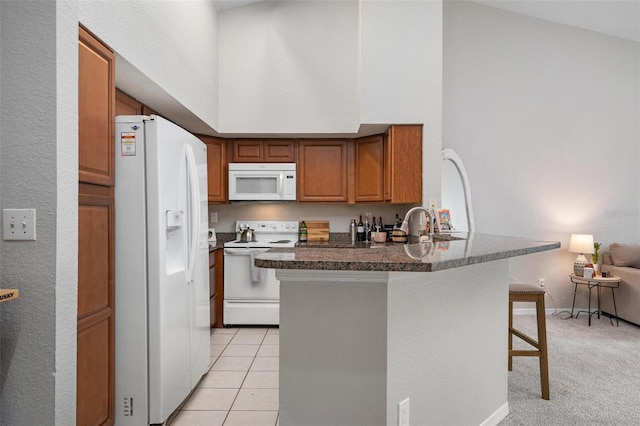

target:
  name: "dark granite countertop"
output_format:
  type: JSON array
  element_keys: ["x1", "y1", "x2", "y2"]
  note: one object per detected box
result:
[{"x1": 255, "y1": 232, "x2": 560, "y2": 272}]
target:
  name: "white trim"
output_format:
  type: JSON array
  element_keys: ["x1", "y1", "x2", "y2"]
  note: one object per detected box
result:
[
  {"x1": 442, "y1": 148, "x2": 476, "y2": 232},
  {"x1": 480, "y1": 402, "x2": 509, "y2": 426},
  {"x1": 512, "y1": 307, "x2": 570, "y2": 316}
]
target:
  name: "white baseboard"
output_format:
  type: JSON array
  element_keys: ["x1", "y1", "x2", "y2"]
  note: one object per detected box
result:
[
  {"x1": 480, "y1": 402, "x2": 509, "y2": 426},
  {"x1": 512, "y1": 307, "x2": 573, "y2": 316}
]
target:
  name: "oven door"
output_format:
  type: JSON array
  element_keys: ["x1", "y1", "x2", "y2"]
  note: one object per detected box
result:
[{"x1": 223, "y1": 248, "x2": 279, "y2": 299}]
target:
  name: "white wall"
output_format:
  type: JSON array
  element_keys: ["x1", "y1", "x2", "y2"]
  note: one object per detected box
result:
[
  {"x1": 218, "y1": 1, "x2": 360, "y2": 134},
  {"x1": 79, "y1": 0, "x2": 220, "y2": 132},
  {"x1": 443, "y1": 1, "x2": 640, "y2": 309},
  {"x1": 361, "y1": 0, "x2": 443, "y2": 203}
]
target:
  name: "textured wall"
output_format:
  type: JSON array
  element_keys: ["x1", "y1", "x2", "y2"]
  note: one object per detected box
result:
[
  {"x1": 443, "y1": 1, "x2": 640, "y2": 309},
  {"x1": 0, "y1": 1, "x2": 63, "y2": 424}
]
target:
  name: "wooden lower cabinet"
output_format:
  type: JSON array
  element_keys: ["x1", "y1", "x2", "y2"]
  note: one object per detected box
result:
[
  {"x1": 210, "y1": 248, "x2": 224, "y2": 328},
  {"x1": 298, "y1": 139, "x2": 348, "y2": 202},
  {"x1": 78, "y1": 183, "x2": 115, "y2": 426}
]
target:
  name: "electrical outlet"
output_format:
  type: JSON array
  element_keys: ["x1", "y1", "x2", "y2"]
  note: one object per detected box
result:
[
  {"x1": 538, "y1": 278, "x2": 546, "y2": 288},
  {"x1": 398, "y1": 398, "x2": 410, "y2": 426},
  {"x1": 428, "y1": 199, "x2": 437, "y2": 210},
  {"x1": 210, "y1": 212, "x2": 218, "y2": 223}
]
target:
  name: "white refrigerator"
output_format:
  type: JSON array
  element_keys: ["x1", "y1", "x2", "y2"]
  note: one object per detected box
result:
[{"x1": 114, "y1": 115, "x2": 210, "y2": 425}]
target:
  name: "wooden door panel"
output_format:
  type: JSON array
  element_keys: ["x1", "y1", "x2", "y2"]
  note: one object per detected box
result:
[
  {"x1": 79, "y1": 27, "x2": 114, "y2": 186},
  {"x1": 232, "y1": 139, "x2": 263, "y2": 162},
  {"x1": 77, "y1": 312, "x2": 113, "y2": 426},
  {"x1": 78, "y1": 201, "x2": 111, "y2": 317},
  {"x1": 355, "y1": 135, "x2": 384, "y2": 202},
  {"x1": 264, "y1": 140, "x2": 295, "y2": 162},
  {"x1": 298, "y1": 140, "x2": 348, "y2": 202},
  {"x1": 199, "y1": 135, "x2": 227, "y2": 203},
  {"x1": 115, "y1": 90, "x2": 142, "y2": 116}
]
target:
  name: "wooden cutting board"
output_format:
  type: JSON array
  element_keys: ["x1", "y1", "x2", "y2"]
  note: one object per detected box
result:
[{"x1": 305, "y1": 220, "x2": 330, "y2": 241}]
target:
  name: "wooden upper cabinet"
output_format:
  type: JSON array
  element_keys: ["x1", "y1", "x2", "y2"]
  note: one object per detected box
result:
[
  {"x1": 354, "y1": 135, "x2": 384, "y2": 202},
  {"x1": 232, "y1": 139, "x2": 295, "y2": 163},
  {"x1": 79, "y1": 27, "x2": 115, "y2": 186},
  {"x1": 298, "y1": 139, "x2": 348, "y2": 202},
  {"x1": 115, "y1": 90, "x2": 142, "y2": 116},
  {"x1": 198, "y1": 135, "x2": 227, "y2": 203},
  {"x1": 384, "y1": 124, "x2": 423, "y2": 204}
]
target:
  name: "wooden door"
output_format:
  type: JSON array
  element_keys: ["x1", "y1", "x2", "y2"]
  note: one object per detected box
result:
[
  {"x1": 384, "y1": 125, "x2": 423, "y2": 204},
  {"x1": 78, "y1": 25, "x2": 115, "y2": 426},
  {"x1": 354, "y1": 135, "x2": 384, "y2": 202},
  {"x1": 298, "y1": 139, "x2": 348, "y2": 202},
  {"x1": 77, "y1": 185, "x2": 115, "y2": 425},
  {"x1": 198, "y1": 135, "x2": 227, "y2": 203},
  {"x1": 264, "y1": 140, "x2": 295, "y2": 162},
  {"x1": 115, "y1": 90, "x2": 142, "y2": 116}
]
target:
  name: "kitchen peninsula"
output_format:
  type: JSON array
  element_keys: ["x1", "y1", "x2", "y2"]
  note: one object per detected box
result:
[{"x1": 256, "y1": 233, "x2": 560, "y2": 426}]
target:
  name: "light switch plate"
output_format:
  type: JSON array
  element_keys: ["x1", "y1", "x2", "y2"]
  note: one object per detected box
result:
[{"x1": 3, "y1": 208, "x2": 36, "y2": 240}]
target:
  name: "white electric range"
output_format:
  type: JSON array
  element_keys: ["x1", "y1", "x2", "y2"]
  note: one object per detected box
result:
[{"x1": 223, "y1": 220, "x2": 299, "y2": 326}]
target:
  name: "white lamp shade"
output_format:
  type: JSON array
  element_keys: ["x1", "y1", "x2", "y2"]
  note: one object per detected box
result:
[{"x1": 569, "y1": 234, "x2": 594, "y2": 254}]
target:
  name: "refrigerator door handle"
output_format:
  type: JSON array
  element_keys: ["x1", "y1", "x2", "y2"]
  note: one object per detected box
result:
[{"x1": 185, "y1": 144, "x2": 200, "y2": 284}]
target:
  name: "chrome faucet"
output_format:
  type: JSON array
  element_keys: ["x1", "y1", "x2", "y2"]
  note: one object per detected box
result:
[{"x1": 400, "y1": 207, "x2": 436, "y2": 239}]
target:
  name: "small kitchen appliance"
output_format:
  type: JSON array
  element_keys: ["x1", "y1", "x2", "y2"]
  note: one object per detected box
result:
[
  {"x1": 223, "y1": 220, "x2": 298, "y2": 325},
  {"x1": 228, "y1": 163, "x2": 296, "y2": 201}
]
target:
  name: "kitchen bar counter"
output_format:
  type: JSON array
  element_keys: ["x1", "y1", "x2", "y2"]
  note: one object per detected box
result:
[
  {"x1": 257, "y1": 233, "x2": 560, "y2": 426},
  {"x1": 257, "y1": 232, "x2": 560, "y2": 272}
]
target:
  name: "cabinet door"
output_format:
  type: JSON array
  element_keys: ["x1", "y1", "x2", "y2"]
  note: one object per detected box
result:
[
  {"x1": 115, "y1": 90, "x2": 142, "y2": 116},
  {"x1": 214, "y1": 249, "x2": 224, "y2": 328},
  {"x1": 264, "y1": 139, "x2": 295, "y2": 162},
  {"x1": 78, "y1": 183, "x2": 115, "y2": 426},
  {"x1": 298, "y1": 140, "x2": 348, "y2": 202},
  {"x1": 232, "y1": 139, "x2": 263, "y2": 162},
  {"x1": 354, "y1": 135, "x2": 384, "y2": 202},
  {"x1": 79, "y1": 27, "x2": 115, "y2": 186},
  {"x1": 198, "y1": 135, "x2": 227, "y2": 203},
  {"x1": 385, "y1": 125, "x2": 423, "y2": 204},
  {"x1": 209, "y1": 251, "x2": 217, "y2": 327}
]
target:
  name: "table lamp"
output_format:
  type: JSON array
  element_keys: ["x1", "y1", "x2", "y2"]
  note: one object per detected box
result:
[{"x1": 569, "y1": 234, "x2": 594, "y2": 277}]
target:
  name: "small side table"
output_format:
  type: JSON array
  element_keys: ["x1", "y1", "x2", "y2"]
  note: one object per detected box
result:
[{"x1": 570, "y1": 274, "x2": 620, "y2": 326}]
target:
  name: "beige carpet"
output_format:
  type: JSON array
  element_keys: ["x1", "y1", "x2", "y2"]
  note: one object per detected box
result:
[{"x1": 500, "y1": 313, "x2": 640, "y2": 425}]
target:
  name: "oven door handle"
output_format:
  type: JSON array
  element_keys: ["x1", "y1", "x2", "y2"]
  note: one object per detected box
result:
[{"x1": 224, "y1": 248, "x2": 252, "y2": 255}]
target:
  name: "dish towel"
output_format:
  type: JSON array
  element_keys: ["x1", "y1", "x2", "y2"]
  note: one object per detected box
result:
[{"x1": 250, "y1": 249, "x2": 269, "y2": 282}]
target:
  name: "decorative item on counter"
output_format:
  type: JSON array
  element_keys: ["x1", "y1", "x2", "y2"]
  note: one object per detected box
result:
[
  {"x1": 305, "y1": 220, "x2": 329, "y2": 241},
  {"x1": 299, "y1": 220, "x2": 307, "y2": 242},
  {"x1": 350, "y1": 219, "x2": 356, "y2": 243},
  {"x1": 592, "y1": 242, "x2": 602, "y2": 276},
  {"x1": 437, "y1": 209, "x2": 451, "y2": 231},
  {"x1": 569, "y1": 233, "x2": 594, "y2": 277},
  {"x1": 392, "y1": 228, "x2": 408, "y2": 243},
  {"x1": 357, "y1": 215, "x2": 365, "y2": 241}
]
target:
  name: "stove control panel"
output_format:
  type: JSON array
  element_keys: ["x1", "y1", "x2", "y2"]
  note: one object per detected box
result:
[{"x1": 235, "y1": 220, "x2": 299, "y2": 234}]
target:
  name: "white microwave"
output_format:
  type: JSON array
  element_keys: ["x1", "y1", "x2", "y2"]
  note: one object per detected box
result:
[{"x1": 228, "y1": 163, "x2": 297, "y2": 201}]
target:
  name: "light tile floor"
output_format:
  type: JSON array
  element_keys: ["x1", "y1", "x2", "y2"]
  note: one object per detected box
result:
[{"x1": 170, "y1": 327, "x2": 280, "y2": 426}]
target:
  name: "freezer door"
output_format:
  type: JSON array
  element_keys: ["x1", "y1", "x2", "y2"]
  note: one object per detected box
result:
[{"x1": 186, "y1": 131, "x2": 212, "y2": 386}]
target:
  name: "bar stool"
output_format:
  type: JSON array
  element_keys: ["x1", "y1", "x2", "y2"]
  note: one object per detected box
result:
[{"x1": 508, "y1": 283, "x2": 550, "y2": 400}]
